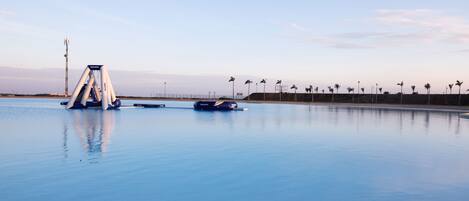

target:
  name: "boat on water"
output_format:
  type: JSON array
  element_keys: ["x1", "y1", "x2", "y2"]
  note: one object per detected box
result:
[
  {"x1": 194, "y1": 100, "x2": 238, "y2": 111},
  {"x1": 461, "y1": 113, "x2": 469, "y2": 119}
]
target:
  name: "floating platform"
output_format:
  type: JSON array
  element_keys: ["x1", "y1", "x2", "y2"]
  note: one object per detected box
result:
[
  {"x1": 133, "y1": 103, "x2": 166, "y2": 108},
  {"x1": 461, "y1": 113, "x2": 469, "y2": 119},
  {"x1": 194, "y1": 100, "x2": 239, "y2": 111},
  {"x1": 61, "y1": 100, "x2": 121, "y2": 109}
]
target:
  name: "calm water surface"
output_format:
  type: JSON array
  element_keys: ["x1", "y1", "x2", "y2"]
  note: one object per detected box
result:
[{"x1": 1, "y1": 98, "x2": 469, "y2": 201}]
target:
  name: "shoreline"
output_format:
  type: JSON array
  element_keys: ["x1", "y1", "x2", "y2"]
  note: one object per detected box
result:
[{"x1": 2, "y1": 95, "x2": 469, "y2": 113}]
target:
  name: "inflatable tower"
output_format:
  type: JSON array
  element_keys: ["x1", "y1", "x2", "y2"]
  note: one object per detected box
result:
[{"x1": 64, "y1": 65, "x2": 121, "y2": 110}]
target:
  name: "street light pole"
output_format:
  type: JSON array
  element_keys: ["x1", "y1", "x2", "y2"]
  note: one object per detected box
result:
[
  {"x1": 64, "y1": 38, "x2": 70, "y2": 97},
  {"x1": 357, "y1": 80, "x2": 360, "y2": 103},
  {"x1": 375, "y1": 83, "x2": 378, "y2": 103},
  {"x1": 164, "y1": 82, "x2": 167, "y2": 98}
]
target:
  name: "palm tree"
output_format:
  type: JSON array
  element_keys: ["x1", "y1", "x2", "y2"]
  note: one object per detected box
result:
[
  {"x1": 448, "y1": 84, "x2": 454, "y2": 94},
  {"x1": 360, "y1": 87, "x2": 365, "y2": 103},
  {"x1": 424, "y1": 83, "x2": 431, "y2": 105},
  {"x1": 305, "y1": 85, "x2": 314, "y2": 102},
  {"x1": 314, "y1": 87, "x2": 319, "y2": 93},
  {"x1": 260, "y1": 79, "x2": 267, "y2": 101},
  {"x1": 276, "y1": 80, "x2": 282, "y2": 101},
  {"x1": 347, "y1": 87, "x2": 355, "y2": 102},
  {"x1": 456, "y1": 80, "x2": 464, "y2": 105},
  {"x1": 328, "y1": 86, "x2": 334, "y2": 102},
  {"x1": 397, "y1": 81, "x2": 404, "y2": 104},
  {"x1": 245, "y1": 80, "x2": 253, "y2": 100},
  {"x1": 228, "y1": 76, "x2": 235, "y2": 99},
  {"x1": 291, "y1": 84, "x2": 298, "y2": 101},
  {"x1": 411, "y1": 85, "x2": 416, "y2": 94},
  {"x1": 379, "y1": 88, "x2": 383, "y2": 94},
  {"x1": 334, "y1": 84, "x2": 340, "y2": 94}
]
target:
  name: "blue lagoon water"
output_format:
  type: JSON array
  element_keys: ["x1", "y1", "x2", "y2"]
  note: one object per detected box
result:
[{"x1": 1, "y1": 98, "x2": 469, "y2": 201}]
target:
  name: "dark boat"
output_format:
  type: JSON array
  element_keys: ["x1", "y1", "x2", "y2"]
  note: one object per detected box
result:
[{"x1": 194, "y1": 100, "x2": 238, "y2": 111}]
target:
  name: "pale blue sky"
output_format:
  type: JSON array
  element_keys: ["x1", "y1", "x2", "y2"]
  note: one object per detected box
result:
[{"x1": 1, "y1": 0, "x2": 469, "y2": 93}]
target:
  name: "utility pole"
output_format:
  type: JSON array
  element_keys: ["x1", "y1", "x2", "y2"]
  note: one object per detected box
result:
[
  {"x1": 64, "y1": 38, "x2": 70, "y2": 97},
  {"x1": 164, "y1": 82, "x2": 167, "y2": 97}
]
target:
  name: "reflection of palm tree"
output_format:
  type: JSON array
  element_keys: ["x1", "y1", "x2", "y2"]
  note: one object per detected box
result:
[
  {"x1": 397, "y1": 81, "x2": 404, "y2": 104},
  {"x1": 411, "y1": 85, "x2": 416, "y2": 94},
  {"x1": 456, "y1": 80, "x2": 463, "y2": 105},
  {"x1": 291, "y1": 84, "x2": 298, "y2": 101},
  {"x1": 228, "y1": 76, "x2": 235, "y2": 99},
  {"x1": 260, "y1": 79, "x2": 267, "y2": 101},
  {"x1": 245, "y1": 80, "x2": 252, "y2": 100},
  {"x1": 424, "y1": 83, "x2": 431, "y2": 104}
]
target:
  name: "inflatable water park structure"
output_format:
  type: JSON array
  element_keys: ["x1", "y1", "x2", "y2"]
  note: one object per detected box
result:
[
  {"x1": 62, "y1": 65, "x2": 244, "y2": 111},
  {"x1": 62, "y1": 65, "x2": 121, "y2": 110}
]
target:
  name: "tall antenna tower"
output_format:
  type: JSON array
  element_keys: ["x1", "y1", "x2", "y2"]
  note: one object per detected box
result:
[{"x1": 64, "y1": 38, "x2": 70, "y2": 97}]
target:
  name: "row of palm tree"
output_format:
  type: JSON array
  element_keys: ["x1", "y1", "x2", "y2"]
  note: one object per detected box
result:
[
  {"x1": 228, "y1": 77, "x2": 465, "y2": 105},
  {"x1": 395, "y1": 80, "x2": 464, "y2": 105}
]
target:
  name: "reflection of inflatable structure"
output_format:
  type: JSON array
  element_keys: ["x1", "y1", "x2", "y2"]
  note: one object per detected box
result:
[
  {"x1": 70, "y1": 110, "x2": 115, "y2": 154},
  {"x1": 63, "y1": 65, "x2": 121, "y2": 110}
]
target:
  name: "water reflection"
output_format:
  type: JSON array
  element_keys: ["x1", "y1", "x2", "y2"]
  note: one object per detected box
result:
[
  {"x1": 232, "y1": 104, "x2": 465, "y2": 136},
  {"x1": 63, "y1": 110, "x2": 117, "y2": 158}
]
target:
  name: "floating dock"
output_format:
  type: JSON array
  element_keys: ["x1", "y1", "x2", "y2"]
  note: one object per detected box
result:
[{"x1": 133, "y1": 103, "x2": 166, "y2": 108}]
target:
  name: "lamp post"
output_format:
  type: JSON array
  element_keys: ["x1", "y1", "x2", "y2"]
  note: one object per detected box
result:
[
  {"x1": 64, "y1": 38, "x2": 70, "y2": 97},
  {"x1": 164, "y1": 82, "x2": 167, "y2": 98},
  {"x1": 357, "y1": 80, "x2": 360, "y2": 103},
  {"x1": 375, "y1": 83, "x2": 378, "y2": 103}
]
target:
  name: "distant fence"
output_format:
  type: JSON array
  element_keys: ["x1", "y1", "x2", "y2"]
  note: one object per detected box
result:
[
  {"x1": 147, "y1": 93, "x2": 240, "y2": 100},
  {"x1": 246, "y1": 93, "x2": 469, "y2": 106}
]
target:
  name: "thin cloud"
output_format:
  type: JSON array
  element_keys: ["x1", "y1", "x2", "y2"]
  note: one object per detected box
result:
[
  {"x1": 457, "y1": 49, "x2": 469, "y2": 53},
  {"x1": 287, "y1": 9, "x2": 469, "y2": 49},
  {"x1": 307, "y1": 36, "x2": 374, "y2": 49},
  {"x1": 55, "y1": 1, "x2": 137, "y2": 27},
  {"x1": 375, "y1": 9, "x2": 469, "y2": 43},
  {"x1": 0, "y1": 18, "x2": 62, "y2": 39},
  {"x1": 0, "y1": 9, "x2": 16, "y2": 17},
  {"x1": 287, "y1": 22, "x2": 374, "y2": 49},
  {"x1": 289, "y1": 23, "x2": 309, "y2": 32}
]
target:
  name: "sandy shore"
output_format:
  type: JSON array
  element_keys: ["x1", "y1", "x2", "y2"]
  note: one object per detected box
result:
[{"x1": 2, "y1": 95, "x2": 469, "y2": 113}]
